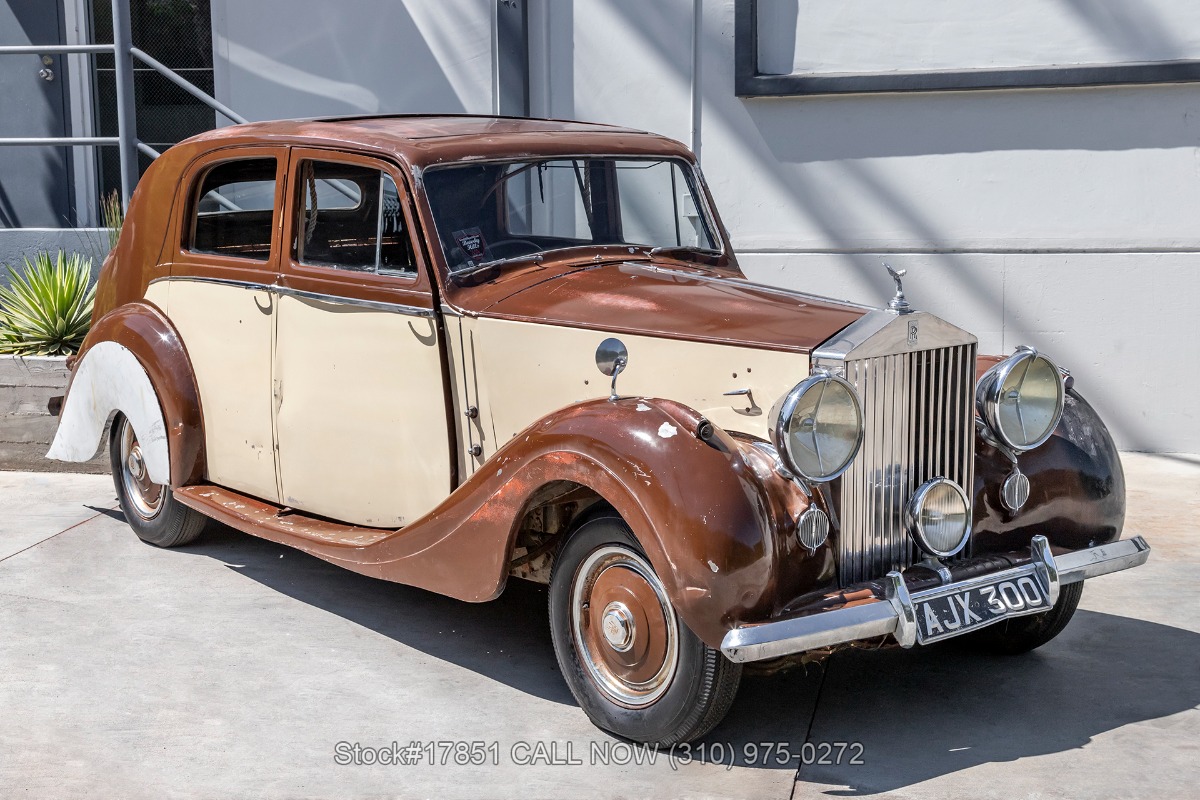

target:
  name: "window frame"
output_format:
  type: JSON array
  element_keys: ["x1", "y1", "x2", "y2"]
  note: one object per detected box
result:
[
  {"x1": 280, "y1": 147, "x2": 434, "y2": 305},
  {"x1": 182, "y1": 152, "x2": 285, "y2": 265},
  {"x1": 423, "y1": 155, "x2": 724, "y2": 275},
  {"x1": 288, "y1": 152, "x2": 418, "y2": 281}
]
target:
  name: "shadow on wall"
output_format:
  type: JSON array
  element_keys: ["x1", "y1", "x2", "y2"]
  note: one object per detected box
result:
[
  {"x1": 173, "y1": 523, "x2": 1200, "y2": 784},
  {"x1": 214, "y1": 0, "x2": 481, "y2": 118},
  {"x1": 601, "y1": 1, "x2": 1196, "y2": 453}
]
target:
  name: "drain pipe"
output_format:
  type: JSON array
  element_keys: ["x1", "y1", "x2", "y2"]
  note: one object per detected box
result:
[{"x1": 690, "y1": 0, "x2": 703, "y2": 163}]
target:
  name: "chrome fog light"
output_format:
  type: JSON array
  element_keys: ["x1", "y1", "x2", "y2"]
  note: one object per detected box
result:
[
  {"x1": 976, "y1": 347, "x2": 1065, "y2": 452},
  {"x1": 770, "y1": 372, "x2": 864, "y2": 482},
  {"x1": 905, "y1": 478, "x2": 971, "y2": 557},
  {"x1": 796, "y1": 506, "x2": 830, "y2": 551}
]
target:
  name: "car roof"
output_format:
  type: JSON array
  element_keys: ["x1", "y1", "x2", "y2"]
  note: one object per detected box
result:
[{"x1": 181, "y1": 114, "x2": 694, "y2": 171}]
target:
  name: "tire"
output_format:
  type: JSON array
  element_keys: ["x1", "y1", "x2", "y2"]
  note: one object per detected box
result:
[
  {"x1": 549, "y1": 511, "x2": 741, "y2": 746},
  {"x1": 964, "y1": 580, "x2": 1084, "y2": 655},
  {"x1": 109, "y1": 413, "x2": 207, "y2": 548}
]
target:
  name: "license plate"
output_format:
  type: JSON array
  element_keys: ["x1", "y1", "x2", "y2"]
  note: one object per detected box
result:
[{"x1": 915, "y1": 574, "x2": 1050, "y2": 644}]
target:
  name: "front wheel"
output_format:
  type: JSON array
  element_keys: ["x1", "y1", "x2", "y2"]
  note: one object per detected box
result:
[
  {"x1": 964, "y1": 580, "x2": 1084, "y2": 655},
  {"x1": 549, "y1": 512, "x2": 741, "y2": 745},
  {"x1": 110, "y1": 413, "x2": 207, "y2": 548}
]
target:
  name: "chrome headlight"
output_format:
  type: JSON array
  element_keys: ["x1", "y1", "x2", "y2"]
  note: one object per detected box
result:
[
  {"x1": 905, "y1": 477, "x2": 971, "y2": 557},
  {"x1": 770, "y1": 372, "x2": 864, "y2": 482},
  {"x1": 976, "y1": 347, "x2": 1065, "y2": 452}
]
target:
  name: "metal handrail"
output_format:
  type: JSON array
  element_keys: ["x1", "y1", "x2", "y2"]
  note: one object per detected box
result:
[
  {"x1": 0, "y1": 137, "x2": 120, "y2": 146},
  {"x1": 129, "y1": 47, "x2": 247, "y2": 126},
  {"x1": 0, "y1": 44, "x2": 113, "y2": 55},
  {"x1": 0, "y1": 0, "x2": 245, "y2": 210}
]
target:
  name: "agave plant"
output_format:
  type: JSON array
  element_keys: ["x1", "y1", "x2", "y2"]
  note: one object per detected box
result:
[{"x1": 0, "y1": 251, "x2": 96, "y2": 356}]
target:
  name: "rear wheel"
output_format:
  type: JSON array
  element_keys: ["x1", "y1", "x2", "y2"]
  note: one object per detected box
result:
[
  {"x1": 549, "y1": 511, "x2": 741, "y2": 745},
  {"x1": 964, "y1": 580, "x2": 1084, "y2": 655},
  {"x1": 110, "y1": 413, "x2": 207, "y2": 548}
]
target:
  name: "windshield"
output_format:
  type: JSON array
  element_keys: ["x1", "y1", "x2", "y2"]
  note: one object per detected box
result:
[{"x1": 422, "y1": 157, "x2": 720, "y2": 274}]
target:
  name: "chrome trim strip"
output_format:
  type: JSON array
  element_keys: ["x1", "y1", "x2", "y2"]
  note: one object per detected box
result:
[
  {"x1": 271, "y1": 285, "x2": 435, "y2": 317},
  {"x1": 147, "y1": 276, "x2": 435, "y2": 318},
  {"x1": 720, "y1": 535, "x2": 1150, "y2": 663},
  {"x1": 148, "y1": 275, "x2": 271, "y2": 292}
]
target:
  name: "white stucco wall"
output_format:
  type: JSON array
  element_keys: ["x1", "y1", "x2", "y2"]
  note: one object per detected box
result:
[
  {"x1": 209, "y1": 0, "x2": 1200, "y2": 454},
  {"x1": 210, "y1": 0, "x2": 496, "y2": 118}
]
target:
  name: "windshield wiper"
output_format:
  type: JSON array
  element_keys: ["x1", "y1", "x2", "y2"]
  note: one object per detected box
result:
[{"x1": 451, "y1": 252, "x2": 544, "y2": 283}]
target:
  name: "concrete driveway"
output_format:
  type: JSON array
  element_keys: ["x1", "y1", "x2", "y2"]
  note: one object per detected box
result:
[{"x1": 0, "y1": 455, "x2": 1196, "y2": 799}]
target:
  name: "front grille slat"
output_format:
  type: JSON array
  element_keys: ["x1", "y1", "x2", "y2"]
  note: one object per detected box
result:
[{"x1": 837, "y1": 341, "x2": 977, "y2": 585}]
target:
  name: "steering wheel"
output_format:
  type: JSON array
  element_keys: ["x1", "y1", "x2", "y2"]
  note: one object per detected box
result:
[{"x1": 487, "y1": 239, "x2": 542, "y2": 260}]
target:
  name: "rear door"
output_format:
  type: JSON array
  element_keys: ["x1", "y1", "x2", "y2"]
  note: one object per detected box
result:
[
  {"x1": 273, "y1": 148, "x2": 451, "y2": 527},
  {"x1": 151, "y1": 147, "x2": 286, "y2": 503}
]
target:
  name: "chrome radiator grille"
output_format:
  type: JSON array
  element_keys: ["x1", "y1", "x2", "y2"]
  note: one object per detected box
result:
[{"x1": 834, "y1": 342, "x2": 978, "y2": 584}]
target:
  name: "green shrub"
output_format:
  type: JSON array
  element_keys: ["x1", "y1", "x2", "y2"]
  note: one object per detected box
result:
[{"x1": 0, "y1": 251, "x2": 96, "y2": 356}]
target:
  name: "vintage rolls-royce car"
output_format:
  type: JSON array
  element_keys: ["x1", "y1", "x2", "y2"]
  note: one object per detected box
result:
[{"x1": 49, "y1": 115, "x2": 1149, "y2": 746}]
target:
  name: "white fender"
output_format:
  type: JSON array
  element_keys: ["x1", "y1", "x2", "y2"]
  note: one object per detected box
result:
[{"x1": 46, "y1": 341, "x2": 171, "y2": 485}]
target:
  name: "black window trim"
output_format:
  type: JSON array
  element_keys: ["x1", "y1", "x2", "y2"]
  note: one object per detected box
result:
[{"x1": 734, "y1": 0, "x2": 1200, "y2": 98}]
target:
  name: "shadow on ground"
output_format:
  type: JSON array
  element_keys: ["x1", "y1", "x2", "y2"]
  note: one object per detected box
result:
[
  {"x1": 798, "y1": 609, "x2": 1200, "y2": 794},
  {"x1": 173, "y1": 524, "x2": 1198, "y2": 783}
]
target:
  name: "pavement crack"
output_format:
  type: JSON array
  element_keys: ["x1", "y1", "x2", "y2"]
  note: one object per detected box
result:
[
  {"x1": 0, "y1": 505, "x2": 115, "y2": 565},
  {"x1": 792, "y1": 654, "x2": 834, "y2": 796},
  {"x1": 0, "y1": 591, "x2": 73, "y2": 606}
]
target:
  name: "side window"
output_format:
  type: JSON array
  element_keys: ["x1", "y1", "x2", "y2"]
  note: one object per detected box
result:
[
  {"x1": 189, "y1": 158, "x2": 277, "y2": 260},
  {"x1": 294, "y1": 160, "x2": 415, "y2": 276}
]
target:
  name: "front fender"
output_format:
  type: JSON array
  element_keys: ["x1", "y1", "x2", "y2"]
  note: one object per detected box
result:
[
  {"x1": 332, "y1": 397, "x2": 830, "y2": 648},
  {"x1": 972, "y1": 386, "x2": 1126, "y2": 555}
]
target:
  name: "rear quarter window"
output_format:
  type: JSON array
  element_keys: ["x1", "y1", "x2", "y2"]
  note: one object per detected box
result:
[{"x1": 187, "y1": 158, "x2": 278, "y2": 261}]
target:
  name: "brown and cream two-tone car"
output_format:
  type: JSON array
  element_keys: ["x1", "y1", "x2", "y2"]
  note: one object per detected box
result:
[{"x1": 49, "y1": 115, "x2": 1149, "y2": 745}]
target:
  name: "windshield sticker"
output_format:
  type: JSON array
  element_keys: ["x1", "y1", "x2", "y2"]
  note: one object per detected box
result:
[{"x1": 453, "y1": 227, "x2": 488, "y2": 264}]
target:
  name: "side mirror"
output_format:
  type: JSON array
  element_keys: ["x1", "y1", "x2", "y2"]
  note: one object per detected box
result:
[{"x1": 595, "y1": 338, "x2": 629, "y2": 402}]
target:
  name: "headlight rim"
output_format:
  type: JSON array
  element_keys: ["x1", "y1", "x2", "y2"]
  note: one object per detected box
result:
[
  {"x1": 976, "y1": 346, "x2": 1065, "y2": 453},
  {"x1": 905, "y1": 476, "x2": 972, "y2": 558},
  {"x1": 770, "y1": 371, "x2": 865, "y2": 483}
]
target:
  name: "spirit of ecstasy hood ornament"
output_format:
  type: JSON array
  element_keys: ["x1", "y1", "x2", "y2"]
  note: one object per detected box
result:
[{"x1": 884, "y1": 263, "x2": 912, "y2": 314}]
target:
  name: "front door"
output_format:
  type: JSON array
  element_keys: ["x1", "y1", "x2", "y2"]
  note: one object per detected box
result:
[{"x1": 273, "y1": 149, "x2": 451, "y2": 528}]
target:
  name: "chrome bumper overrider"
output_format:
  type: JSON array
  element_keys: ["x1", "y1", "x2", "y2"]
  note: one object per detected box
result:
[{"x1": 721, "y1": 535, "x2": 1151, "y2": 663}]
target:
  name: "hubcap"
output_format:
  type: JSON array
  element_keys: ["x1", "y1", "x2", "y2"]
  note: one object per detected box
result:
[
  {"x1": 570, "y1": 545, "x2": 679, "y2": 708},
  {"x1": 601, "y1": 602, "x2": 635, "y2": 652},
  {"x1": 127, "y1": 447, "x2": 146, "y2": 481},
  {"x1": 119, "y1": 418, "x2": 164, "y2": 521}
]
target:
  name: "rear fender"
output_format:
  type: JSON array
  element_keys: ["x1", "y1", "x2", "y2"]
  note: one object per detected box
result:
[{"x1": 47, "y1": 302, "x2": 205, "y2": 486}]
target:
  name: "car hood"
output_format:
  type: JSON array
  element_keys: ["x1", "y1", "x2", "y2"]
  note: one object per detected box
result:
[{"x1": 463, "y1": 261, "x2": 869, "y2": 353}]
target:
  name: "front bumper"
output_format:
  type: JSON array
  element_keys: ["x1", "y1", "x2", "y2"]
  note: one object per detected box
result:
[{"x1": 721, "y1": 535, "x2": 1151, "y2": 663}]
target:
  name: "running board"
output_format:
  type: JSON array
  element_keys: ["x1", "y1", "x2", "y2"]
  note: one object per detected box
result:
[{"x1": 174, "y1": 485, "x2": 397, "y2": 548}]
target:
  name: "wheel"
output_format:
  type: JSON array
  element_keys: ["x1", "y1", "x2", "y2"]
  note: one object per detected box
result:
[
  {"x1": 109, "y1": 413, "x2": 207, "y2": 547},
  {"x1": 549, "y1": 511, "x2": 741, "y2": 745},
  {"x1": 963, "y1": 580, "x2": 1084, "y2": 655}
]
